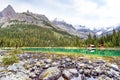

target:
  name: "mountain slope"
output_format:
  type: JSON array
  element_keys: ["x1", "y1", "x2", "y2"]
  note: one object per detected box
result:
[
  {"x1": 52, "y1": 18, "x2": 76, "y2": 30},
  {"x1": 0, "y1": 24, "x2": 78, "y2": 47},
  {"x1": 0, "y1": 5, "x2": 84, "y2": 47},
  {"x1": 95, "y1": 26, "x2": 120, "y2": 36},
  {"x1": 52, "y1": 19, "x2": 94, "y2": 39},
  {"x1": 0, "y1": 5, "x2": 95, "y2": 40},
  {"x1": 0, "y1": 5, "x2": 56, "y2": 29},
  {"x1": 1, "y1": 5, "x2": 16, "y2": 18}
]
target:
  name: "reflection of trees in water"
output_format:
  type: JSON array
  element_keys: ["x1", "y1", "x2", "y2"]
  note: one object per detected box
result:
[{"x1": 100, "y1": 50, "x2": 105, "y2": 56}]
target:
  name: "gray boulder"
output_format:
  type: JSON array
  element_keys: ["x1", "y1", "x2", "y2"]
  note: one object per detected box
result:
[
  {"x1": 62, "y1": 69, "x2": 79, "y2": 80},
  {"x1": 39, "y1": 67, "x2": 61, "y2": 80}
]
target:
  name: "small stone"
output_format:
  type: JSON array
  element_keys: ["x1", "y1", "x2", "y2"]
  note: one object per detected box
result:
[
  {"x1": 0, "y1": 72, "x2": 29, "y2": 80},
  {"x1": 76, "y1": 63, "x2": 86, "y2": 69},
  {"x1": 7, "y1": 64, "x2": 18, "y2": 72},
  {"x1": 69, "y1": 69, "x2": 79, "y2": 77},
  {"x1": 94, "y1": 60, "x2": 105, "y2": 64},
  {"x1": 62, "y1": 69, "x2": 73, "y2": 80},
  {"x1": 87, "y1": 65, "x2": 94, "y2": 69},
  {"x1": 79, "y1": 69, "x2": 84, "y2": 74},
  {"x1": 71, "y1": 74, "x2": 82, "y2": 80},
  {"x1": 98, "y1": 74, "x2": 113, "y2": 80},
  {"x1": 58, "y1": 76, "x2": 65, "y2": 80},
  {"x1": 19, "y1": 61, "x2": 25, "y2": 66},
  {"x1": 61, "y1": 60, "x2": 66, "y2": 64},
  {"x1": 52, "y1": 62, "x2": 60, "y2": 66},
  {"x1": 45, "y1": 59, "x2": 52, "y2": 64},
  {"x1": 43, "y1": 64, "x2": 51, "y2": 69},
  {"x1": 36, "y1": 62, "x2": 41, "y2": 66},
  {"x1": 110, "y1": 64, "x2": 120, "y2": 71},
  {"x1": 34, "y1": 69, "x2": 41, "y2": 75},
  {"x1": 7, "y1": 63, "x2": 25, "y2": 72},
  {"x1": 91, "y1": 70, "x2": 99, "y2": 76},
  {"x1": 87, "y1": 77, "x2": 98, "y2": 80},
  {"x1": 0, "y1": 67, "x2": 6, "y2": 71},
  {"x1": 110, "y1": 69, "x2": 120, "y2": 77},
  {"x1": 66, "y1": 58, "x2": 71, "y2": 62},
  {"x1": 81, "y1": 74, "x2": 87, "y2": 80},
  {"x1": 84, "y1": 69, "x2": 91, "y2": 77},
  {"x1": 29, "y1": 72, "x2": 36, "y2": 78},
  {"x1": 95, "y1": 67, "x2": 103, "y2": 74}
]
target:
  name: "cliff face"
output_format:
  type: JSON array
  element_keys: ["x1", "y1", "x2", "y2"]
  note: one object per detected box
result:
[
  {"x1": 1, "y1": 5, "x2": 16, "y2": 18},
  {"x1": 0, "y1": 5, "x2": 52, "y2": 28}
]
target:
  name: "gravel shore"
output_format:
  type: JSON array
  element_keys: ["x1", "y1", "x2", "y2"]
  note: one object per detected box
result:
[{"x1": 0, "y1": 52, "x2": 120, "y2": 80}]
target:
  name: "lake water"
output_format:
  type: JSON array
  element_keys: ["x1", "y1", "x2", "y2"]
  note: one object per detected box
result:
[{"x1": 22, "y1": 47, "x2": 120, "y2": 56}]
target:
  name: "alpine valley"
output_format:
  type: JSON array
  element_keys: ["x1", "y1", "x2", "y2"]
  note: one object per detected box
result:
[{"x1": 0, "y1": 5, "x2": 120, "y2": 47}]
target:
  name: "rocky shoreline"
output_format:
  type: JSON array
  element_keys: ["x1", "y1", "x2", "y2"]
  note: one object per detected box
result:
[{"x1": 0, "y1": 52, "x2": 120, "y2": 80}]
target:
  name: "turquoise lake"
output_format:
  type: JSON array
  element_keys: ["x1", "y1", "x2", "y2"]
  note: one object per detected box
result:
[{"x1": 22, "y1": 48, "x2": 120, "y2": 56}]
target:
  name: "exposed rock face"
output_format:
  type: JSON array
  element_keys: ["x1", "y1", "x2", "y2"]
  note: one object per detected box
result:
[
  {"x1": 0, "y1": 5, "x2": 52, "y2": 28},
  {"x1": 0, "y1": 12, "x2": 2, "y2": 17},
  {"x1": 52, "y1": 19, "x2": 76, "y2": 31},
  {"x1": 1, "y1": 5, "x2": 16, "y2": 18},
  {"x1": 0, "y1": 5, "x2": 15, "y2": 24},
  {"x1": 13, "y1": 12, "x2": 51, "y2": 28},
  {"x1": 52, "y1": 19, "x2": 94, "y2": 39}
]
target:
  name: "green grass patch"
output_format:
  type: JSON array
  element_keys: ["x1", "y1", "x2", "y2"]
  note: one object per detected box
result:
[{"x1": 2, "y1": 54, "x2": 19, "y2": 65}]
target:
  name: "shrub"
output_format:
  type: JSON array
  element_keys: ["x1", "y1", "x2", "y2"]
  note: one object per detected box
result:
[
  {"x1": 2, "y1": 55, "x2": 19, "y2": 65},
  {"x1": 10, "y1": 49, "x2": 23, "y2": 55}
]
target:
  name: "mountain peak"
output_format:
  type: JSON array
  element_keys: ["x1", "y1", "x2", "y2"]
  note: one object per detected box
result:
[
  {"x1": 1, "y1": 5, "x2": 16, "y2": 18},
  {"x1": 54, "y1": 18, "x2": 65, "y2": 22},
  {"x1": 52, "y1": 18, "x2": 76, "y2": 30},
  {"x1": 7, "y1": 5, "x2": 13, "y2": 9}
]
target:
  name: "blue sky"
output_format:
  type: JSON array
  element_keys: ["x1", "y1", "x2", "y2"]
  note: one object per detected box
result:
[{"x1": 0, "y1": 0, "x2": 120, "y2": 29}]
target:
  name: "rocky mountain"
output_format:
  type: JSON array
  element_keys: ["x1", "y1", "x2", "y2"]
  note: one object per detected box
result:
[
  {"x1": 52, "y1": 18, "x2": 76, "y2": 30},
  {"x1": 95, "y1": 26, "x2": 120, "y2": 36},
  {"x1": 1, "y1": 5, "x2": 120, "y2": 39},
  {"x1": 1, "y1": 5, "x2": 16, "y2": 18},
  {"x1": 0, "y1": 5, "x2": 95, "y2": 39},
  {"x1": 52, "y1": 18, "x2": 80, "y2": 37},
  {"x1": 0, "y1": 5, "x2": 54, "y2": 29},
  {"x1": 75, "y1": 25, "x2": 94, "y2": 34},
  {"x1": 0, "y1": 5, "x2": 16, "y2": 24},
  {"x1": 52, "y1": 19, "x2": 94, "y2": 39}
]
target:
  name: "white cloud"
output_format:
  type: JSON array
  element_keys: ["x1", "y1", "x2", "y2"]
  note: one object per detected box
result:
[
  {"x1": 0, "y1": 0, "x2": 11, "y2": 10},
  {"x1": 67, "y1": 0, "x2": 120, "y2": 28},
  {"x1": 0, "y1": 0, "x2": 120, "y2": 29}
]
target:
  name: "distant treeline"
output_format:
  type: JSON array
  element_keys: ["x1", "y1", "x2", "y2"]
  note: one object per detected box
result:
[
  {"x1": 86, "y1": 29, "x2": 120, "y2": 47},
  {"x1": 0, "y1": 24, "x2": 82, "y2": 47},
  {"x1": 0, "y1": 24, "x2": 119, "y2": 47}
]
